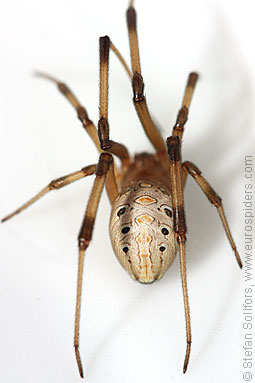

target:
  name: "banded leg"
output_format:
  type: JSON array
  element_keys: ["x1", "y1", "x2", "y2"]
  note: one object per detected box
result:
[
  {"x1": 35, "y1": 71, "x2": 119, "y2": 203},
  {"x1": 1, "y1": 165, "x2": 96, "y2": 222},
  {"x1": 183, "y1": 161, "x2": 242, "y2": 268},
  {"x1": 126, "y1": 3, "x2": 166, "y2": 156},
  {"x1": 98, "y1": 36, "x2": 131, "y2": 169},
  {"x1": 167, "y1": 136, "x2": 191, "y2": 373},
  {"x1": 74, "y1": 152, "x2": 117, "y2": 378},
  {"x1": 35, "y1": 72, "x2": 102, "y2": 153},
  {"x1": 172, "y1": 72, "x2": 199, "y2": 140},
  {"x1": 110, "y1": 39, "x2": 163, "y2": 137}
]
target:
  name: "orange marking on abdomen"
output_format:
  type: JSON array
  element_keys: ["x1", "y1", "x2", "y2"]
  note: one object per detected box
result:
[
  {"x1": 135, "y1": 196, "x2": 156, "y2": 205},
  {"x1": 136, "y1": 214, "x2": 154, "y2": 224},
  {"x1": 137, "y1": 233, "x2": 152, "y2": 243}
]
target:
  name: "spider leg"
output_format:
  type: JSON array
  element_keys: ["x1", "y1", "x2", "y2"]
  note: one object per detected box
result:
[
  {"x1": 1, "y1": 165, "x2": 96, "y2": 222},
  {"x1": 182, "y1": 161, "x2": 242, "y2": 268},
  {"x1": 167, "y1": 136, "x2": 191, "y2": 374},
  {"x1": 98, "y1": 36, "x2": 131, "y2": 169},
  {"x1": 74, "y1": 152, "x2": 116, "y2": 378},
  {"x1": 172, "y1": 72, "x2": 199, "y2": 140},
  {"x1": 35, "y1": 71, "x2": 102, "y2": 153},
  {"x1": 126, "y1": 4, "x2": 166, "y2": 157},
  {"x1": 110, "y1": 40, "x2": 132, "y2": 78},
  {"x1": 110, "y1": 39, "x2": 164, "y2": 137}
]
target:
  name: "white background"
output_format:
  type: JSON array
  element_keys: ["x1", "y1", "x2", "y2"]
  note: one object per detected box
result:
[{"x1": 0, "y1": 0, "x2": 254, "y2": 382}]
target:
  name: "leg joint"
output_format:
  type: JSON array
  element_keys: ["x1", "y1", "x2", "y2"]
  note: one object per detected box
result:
[
  {"x1": 78, "y1": 238, "x2": 90, "y2": 251},
  {"x1": 167, "y1": 136, "x2": 181, "y2": 162},
  {"x1": 175, "y1": 106, "x2": 188, "y2": 129},
  {"x1": 98, "y1": 117, "x2": 111, "y2": 150},
  {"x1": 176, "y1": 233, "x2": 186, "y2": 244},
  {"x1": 49, "y1": 179, "x2": 62, "y2": 190},
  {"x1": 132, "y1": 72, "x2": 145, "y2": 102},
  {"x1": 77, "y1": 106, "x2": 91, "y2": 127},
  {"x1": 96, "y1": 152, "x2": 113, "y2": 176},
  {"x1": 212, "y1": 197, "x2": 222, "y2": 207},
  {"x1": 183, "y1": 161, "x2": 201, "y2": 177}
]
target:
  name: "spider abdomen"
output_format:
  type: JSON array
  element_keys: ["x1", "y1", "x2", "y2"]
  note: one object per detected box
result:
[{"x1": 109, "y1": 181, "x2": 177, "y2": 283}]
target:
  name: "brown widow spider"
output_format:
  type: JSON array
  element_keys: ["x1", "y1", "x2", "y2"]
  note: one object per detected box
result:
[{"x1": 2, "y1": 0, "x2": 242, "y2": 378}]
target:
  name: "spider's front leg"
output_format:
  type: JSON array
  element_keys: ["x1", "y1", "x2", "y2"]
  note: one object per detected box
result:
[
  {"x1": 35, "y1": 71, "x2": 102, "y2": 153},
  {"x1": 74, "y1": 152, "x2": 118, "y2": 378},
  {"x1": 97, "y1": 35, "x2": 131, "y2": 171},
  {"x1": 126, "y1": 3, "x2": 166, "y2": 158},
  {"x1": 167, "y1": 136, "x2": 191, "y2": 373}
]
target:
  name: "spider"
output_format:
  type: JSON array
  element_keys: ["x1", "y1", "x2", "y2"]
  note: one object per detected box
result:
[{"x1": 2, "y1": 0, "x2": 242, "y2": 378}]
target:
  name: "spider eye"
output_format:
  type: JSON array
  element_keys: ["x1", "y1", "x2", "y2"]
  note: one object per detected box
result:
[
  {"x1": 122, "y1": 247, "x2": 129, "y2": 253},
  {"x1": 160, "y1": 246, "x2": 166, "y2": 252},
  {"x1": 121, "y1": 227, "x2": 130, "y2": 234},
  {"x1": 164, "y1": 208, "x2": 172, "y2": 218},
  {"x1": 161, "y1": 228, "x2": 169, "y2": 235},
  {"x1": 117, "y1": 207, "x2": 126, "y2": 217}
]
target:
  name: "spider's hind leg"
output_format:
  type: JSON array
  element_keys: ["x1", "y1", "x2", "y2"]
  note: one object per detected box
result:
[
  {"x1": 74, "y1": 152, "x2": 118, "y2": 378},
  {"x1": 1, "y1": 165, "x2": 97, "y2": 222},
  {"x1": 182, "y1": 160, "x2": 242, "y2": 268},
  {"x1": 172, "y1": 72, "x2": 199, "y2": 140},
  {"x1": 167, "y1": 136, "x2": 191, "y2": 374}
]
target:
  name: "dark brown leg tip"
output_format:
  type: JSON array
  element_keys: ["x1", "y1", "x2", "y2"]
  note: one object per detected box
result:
[
  {"x1": 1, "y1": 213, "x2": 14, "y2": 223},
  {"x1": 188, "y1": 72, "x2": 199, "y2": 87},
  {"x1": 234, "y1": 249, "x2": 243, "y2": 269},
  {"x1": 75, "y1": 346, "x2": 84, "y2": 379},
  {"x1": 183, "y1": 342, "x2": 191, "y2": 374}
]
